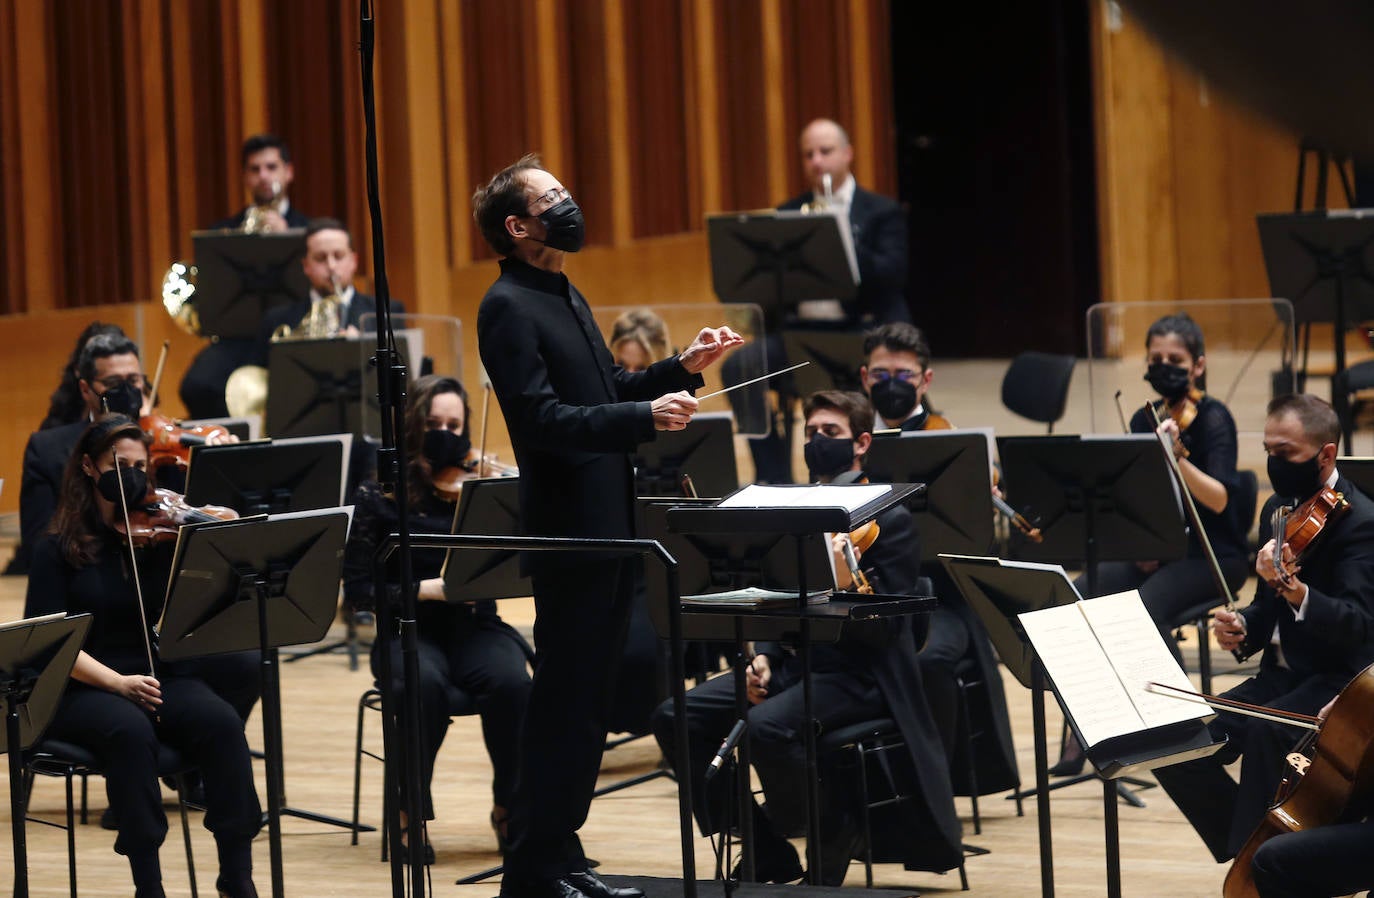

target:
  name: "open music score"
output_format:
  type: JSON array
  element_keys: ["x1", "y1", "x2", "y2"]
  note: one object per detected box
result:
[
  {"x1": 717, "y1": 482, "x2": 891, "y2": 512},
  {"x1": 1018, "y1": 590, "x2": 1211, "y2": 749}
]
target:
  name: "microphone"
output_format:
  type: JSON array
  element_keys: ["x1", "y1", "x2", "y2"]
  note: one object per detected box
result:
[{"x1": 705, "y1": 719, "x2": 747, "y2": 781}]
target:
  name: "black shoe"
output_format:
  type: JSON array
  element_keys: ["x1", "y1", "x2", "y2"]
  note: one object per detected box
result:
[
  {"x1": 215, "y1": 872, "x2": 259, "y2": 898},
  {"x1": 565, "y1": 871, "x2": 645, "y2": 898},
  {"x1": 731, "y1": 840, "x2": 804, "y2": 884},
  {"x1": 499, "y1": 875, "x2": 594, "y2": 898},
  {"x1": 397, "y1": 829, "x2": 435, "y2": 866}
]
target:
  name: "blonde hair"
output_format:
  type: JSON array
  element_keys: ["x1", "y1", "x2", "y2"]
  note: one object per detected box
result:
[{"x1": 609, "y1": 308, "x2": 670, "y2": 365}]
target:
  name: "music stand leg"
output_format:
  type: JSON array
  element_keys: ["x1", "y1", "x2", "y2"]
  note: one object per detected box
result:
[
  {"x1": 1032, "y1": 665, "x2": 1054, "y2": 898},
  {"x1": 7, "y1": 687, "x2": 29, "y2": 898},
  {"x1": 255, "y1": 587, "x2": 287, "y2": 898},
  {"x1": 733, "y1": 618, "x2": 754, "y2": 883},
  {"x1": 1103, "y1": 777, "x2": 1122, "y2": 898},
  {"x1": 796, "y1": 534, "x2": 823, "y2": 882},
  {"x1": 666, "y1": 564, "x2": 697, "y2": 898}
]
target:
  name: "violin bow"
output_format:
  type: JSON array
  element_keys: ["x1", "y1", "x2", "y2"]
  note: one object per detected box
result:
[
  {"x1": 147, "y1": 339, "x2": 170, "y2": 413},
  {"x1": 478, "y1": 383, "x2": 492, "y2": 478},
  {"x1": 111, "y1": 447, "x2": 160, "y2": 716},
  {"x1": 1146, "y1": 682, "x2": 1320, "y2": 731}
]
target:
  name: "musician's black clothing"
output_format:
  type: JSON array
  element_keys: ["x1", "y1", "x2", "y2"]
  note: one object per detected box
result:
[
  {"x1": 25, "y1": 534, "x2": 261, "y2": 891},
  {"x1": 1080, "y1": 396, "x2": 1249, "y2": 652},
  {"x1": 255, "y1": 291, "x2": 405, "y2": 365},
  {"x1": 1155, "y1": 475, "x2": 1374, "y2": 861},
  {"x1": 11, "y1": 418, "x2": 84, "y2": 574},
  {"x1": 342, "y1": 480, "x2": 531, "y2": 818},
  {"x1": 207, "y1": 205, "x2": 311, "y2": 232},
  {"x1": 651, "y1": 502, "x2": 964, "y2": 876},
  {"x1": 478, "y1": 256, "x2": 702, "y2": 883},
  {"x1": 1252, "y1": 818, "x2": 1374, "y2": 897}
]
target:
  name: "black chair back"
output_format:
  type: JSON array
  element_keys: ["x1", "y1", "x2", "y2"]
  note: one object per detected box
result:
[{"x1": 1000, "y1": 352, "x2": 1075, "y2": 432}]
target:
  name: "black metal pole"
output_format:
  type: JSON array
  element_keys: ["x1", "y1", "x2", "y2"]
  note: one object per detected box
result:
[
  {"x1": 256, "y1": 582, "x2": 286, "y2": 898},
  {"x1": 1103, "y1": 777, "x2": 1122, "y2": 898},
  {"x1": 8, "y1": 685, "x2": 28, "y2": 898},
  {"x1": 732, "y1": 617, "x2": 754, "y2": 883},
  {"x1": 358, "y1": 4, "x2": 426, "y2": 895},
  {"x1": 1032, "y1": 663, "x2": 1055, "y2": 898},
  {"x1": 665, "y1": 552, "x2": 697, "y2": 898},
  {"x1": 797, "y1": 532, "x2": 822, "y2": 881}
]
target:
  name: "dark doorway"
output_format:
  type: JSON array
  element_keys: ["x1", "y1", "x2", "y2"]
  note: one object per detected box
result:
[{"x1": 890, "y1": 0, "x2": 1100, "y2": 358}]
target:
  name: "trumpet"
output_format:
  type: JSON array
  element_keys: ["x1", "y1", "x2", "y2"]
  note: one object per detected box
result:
[
  {"x1": 225, "y1": 277, "x2": 347, "y2": 418},
  {"x1": 242, "y1": 178, "x2": 283, "y2": 234},
  {"x1": 801, "y1": 172, "x2": 834, "y2": 214}
]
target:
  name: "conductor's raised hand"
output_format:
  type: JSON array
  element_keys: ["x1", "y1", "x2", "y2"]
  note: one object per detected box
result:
[
  {"x1": 677, "y1": 326, "x2": 745, "y2": 374},
  {"x1": 652, "y1": 391, "x2": 698, "y2": 431}
]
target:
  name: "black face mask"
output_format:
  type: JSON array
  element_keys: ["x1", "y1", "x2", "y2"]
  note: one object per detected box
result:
[
  {"x1": 804, "y1": 434, "x2": 855, "y2": 482},
  {"x1": 1144, "y1": 362, "x2": 1192, "y2": 402},
  {"x1": 870, "y1": 377, "x2": 919, "y2": 422},
  {"x1": 422, "y1": 428, "x2": 471, "y2": 471},
  {"x1": 535, "y1": 196, "x2": 586, "y2": 253},
  {"x1": 96, "y1": 466, "x2": 148, "y2": 510},
  {"x1": 98, "y1": 381, "x2": 144, "y2": 417},
  {"x1": 1267, "y1": 452, "x2": 1324, "y2": 501}
]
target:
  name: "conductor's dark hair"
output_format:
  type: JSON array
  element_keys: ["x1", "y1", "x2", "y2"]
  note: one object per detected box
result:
[
  {"x1": 1267, "y1": 394, "x2": 1341, "y2": 449},
  {"x1": 241, "y1": 133, "x2": 291, "y2": 166},
  {"x1": 51, "y1": 415, "x2": 148, "y2": 567},
  {"x1": 862, "y1": 323, "x2": 932, "y2": 369},
  {"x1": 76, "y1": 333, "x2": 140, "y2": 384},
  {"x1": 1145, "y1": 313, "x2": 1205, "y2": 359},
  {"x1": 803, "y1": 390, "x2": 875, "y2": 442},
  {"x1": 472, "y1": 153, "x2": 545, "y2": 257}
]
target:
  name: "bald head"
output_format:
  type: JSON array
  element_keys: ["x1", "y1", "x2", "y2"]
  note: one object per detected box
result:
[{"x1": 799, "y1": 118, "x2": 854, "y2": 193}]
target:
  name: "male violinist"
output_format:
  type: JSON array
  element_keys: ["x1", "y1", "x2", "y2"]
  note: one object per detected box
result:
[
  {"x1": 1155, "y1": 394, "x2": 1374, "y2": 864},
  {"x1": 473, "y1": 153, "x2": 743, "y2": 898},
  {"x1": 650, "y1": 390, "x2": 962, "y2": 886}
]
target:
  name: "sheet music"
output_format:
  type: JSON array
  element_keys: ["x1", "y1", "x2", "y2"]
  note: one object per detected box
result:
[
  {"x1": 718, "y1": 483, "x2": 890, "y2": 512},
  {"x1": 1018, "y1": 601, "x2": 1145, "y2": 748},
  {"x1": 1078, "y1": 591, "x2": 1210, "y2": 729}
]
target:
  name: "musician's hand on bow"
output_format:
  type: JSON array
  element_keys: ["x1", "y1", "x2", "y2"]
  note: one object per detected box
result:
[
  {"x1": 677, "y1": 326, "x2": 745, "y2": 374},
  {"x1": 652, "y1": 391, "x2": 698, "y2": 431},
  {"x1": 746, "y1": 655, "x2": 771, "y2": 706},
  {"x1": 1212, "y1": 609, "x2": 1248, "y2": 651},
  {"x1": 117, "y1": 674, "x2": 162, "y2": 710},
  {"x1": 1156, "y1": 417, "x2": 1187, "y2": 458},
  {"x1": 417, "y1": 577, "x2": 446, "y2": 601}
]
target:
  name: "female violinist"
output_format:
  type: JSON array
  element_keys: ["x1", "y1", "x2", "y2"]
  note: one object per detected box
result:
[
  {"x1": 1053, "y1": 313, "x2": 1250, "y2": 775},
  {"x1": 341, "y1": 374, "x2": 531, "y2": 861},
  {"x1": 24, "y1": 415, "x2": 261, "y2": 898}
]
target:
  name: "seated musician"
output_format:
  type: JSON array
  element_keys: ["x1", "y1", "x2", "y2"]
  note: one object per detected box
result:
[
  {"x1": 342, "y1": 374, "x2": 532, "y2": 862},
  {"x1": 25, "y1": 415, "x2": 262, "y2": 898},
  {"x1": 650, "y1": 390, "x2": 961, "y2": 885},
  {"x1": 1055, "y1": 312, "x2": 1249, "y2": 774},
  {"x1": 1155, "y1": 394, "x2": 1374, "y2": 863},
  {"x1": 859, "y1": 323, "x2": 1019, "y2": 792},
  {"x1": 608, "y1": 308, "x2": 671, "y2": 375}
]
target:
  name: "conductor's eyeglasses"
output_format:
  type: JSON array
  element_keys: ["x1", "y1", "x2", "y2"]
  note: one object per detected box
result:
[{"x1": 528, "y1": 186, "x2": 571, "y2": 215}]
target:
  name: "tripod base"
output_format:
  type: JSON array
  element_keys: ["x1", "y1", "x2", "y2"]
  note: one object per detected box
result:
[{"x1": 1009, "y1": 774, "x2": 1155, "y2": 808}]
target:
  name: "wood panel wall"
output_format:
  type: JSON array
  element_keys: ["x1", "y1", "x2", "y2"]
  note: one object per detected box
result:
[
  {"x1": 1091, "y1": 0, "x2": 1347, "y2": 346},
  {"x1": 0, "y1": 0, "x2": 894, "y2": 513}
]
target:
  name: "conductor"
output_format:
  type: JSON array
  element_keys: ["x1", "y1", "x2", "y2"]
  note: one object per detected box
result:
[{"x1": 473, "y1": 154, "x2": 743, "y2": 898}]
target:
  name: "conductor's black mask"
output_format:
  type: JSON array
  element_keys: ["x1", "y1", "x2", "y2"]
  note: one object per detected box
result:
[{"x1": 534, "y1": 197, "x2": 586, "y2": 253}]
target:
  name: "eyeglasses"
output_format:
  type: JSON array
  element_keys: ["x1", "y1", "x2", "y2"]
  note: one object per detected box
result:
[
  {"x1": 868, "y1": 368, "x2": 922, "y2": 383},
  {"x1": 95, "y1": 374, "x2": 145, "y2": 392},
  {"x1": 528, "y1": 186, "x2": 571, "y2": 215}
]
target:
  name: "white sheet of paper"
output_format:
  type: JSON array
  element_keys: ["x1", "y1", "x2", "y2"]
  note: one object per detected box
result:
[{"x1": 718, "y1": 483, "x2": 890, "y2": 512}]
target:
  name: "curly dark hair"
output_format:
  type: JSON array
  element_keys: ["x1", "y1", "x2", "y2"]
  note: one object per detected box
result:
[
  {"x1": 41, "y1": 321, "x2": 128, "y2": 430},
  {"x1": 50, "y1": 415, "x2": 148, "y2": 567}
]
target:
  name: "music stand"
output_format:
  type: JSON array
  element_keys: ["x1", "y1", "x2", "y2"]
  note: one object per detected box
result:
[
  {"x1": 1338, "y1": 456, "x2": 1374, "y2": 499},
  {"x1": 1, "y1": 612, "x2": 90, "y2": 898},
  {"x1": 184, "y1": 435, "x2": 349, "y2": 515},
  {"x1": 632, "y1": 412, "x2": 739, "y2": 499},
  {"x1": 1258, "y1": 210, "x2": 1374, "y2": 450},
  {"x1": 782, "y1": 330, "x2": 867, "y2": 396},
  {"x1": 707, "y1": 212, "x2": 858, "y2": 328},
  {"x1": 157, "y1": 509, "x2": 354, "y2": 898},
  {"x1": 191, "y1": 231, "x2": 310, "y2": 339},
  {"x1": 866, "y1": 430, "x2": 996, "y2": 561},
  {"x1": 996, "y1": 435, "x2": 1188, "y2": 597},
  {"x1": 441, "y1": 477, "x2": 531, "y2": 601}
]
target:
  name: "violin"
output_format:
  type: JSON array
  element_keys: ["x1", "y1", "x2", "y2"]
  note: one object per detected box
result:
[
  {"x1": 141, "y1": 412, "x2": 232, "y2": 470},
  {"x1": 114, "y1": 486, "x2": 240, "y2": 547},
  {"x1": 1221, "y1": 663, "x2": 1374, "y2": 898},
  {"x1": 1152, "y1": 385, "x2": 1205, "y2": 435},
  {"x1": 1270, "y1": 486, "x2": 1350, "y2": 587},
  {"x1": 430, "y1": 451, "x2": 518, "y2": 502},
  {"x1": 838, "y1": 520, "x2": 880, "y2": 595}
]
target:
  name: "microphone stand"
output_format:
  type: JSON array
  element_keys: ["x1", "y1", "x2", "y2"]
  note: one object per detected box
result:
[{"x1": 359, "y1": 4, "x2": 428, "y2": 895}]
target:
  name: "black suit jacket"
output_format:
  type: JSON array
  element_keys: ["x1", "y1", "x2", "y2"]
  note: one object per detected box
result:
[
  {"x1": 1240, "y1": 475, "x2": 1374, "y2": 679},
  {"x1": 477, "y1": 258, "x2": 702, "y2": 571},
  {"x1": 254, "y1": 292, "x2": 404, "y2": 365},
  {"x1": 779, "y1": 185, "x2": 911, "y2": 324},
  {"x1": 16, "y1": 420, "x2": 87, "y2": 564},
  {"x1": 208, "y1": 205, "x2": 311, "y2": 232}
]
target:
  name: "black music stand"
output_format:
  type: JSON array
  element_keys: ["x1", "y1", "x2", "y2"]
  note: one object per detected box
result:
[
  {"x1": 265, "y1": 339, "x2": 369, "y2": 438},
  {"x1": 184, "y1": 436, "x2": 348, "y2": 515},
  {"x1": 1, "y1": 612, "x2": 90, "y2": 898},
  {"x1": 707, "y1": 212, "x2": 857, "y2": 328},
  {"x1": 157, "y1": 509, "x2": 354, "y2": 898},
  {"x1": 441, "y1": 477, "x2": 531, "y2": 602},
  {"x1": 191, "y1": 231, "x2": 310, "y2": 339},
  {"x1": 782, "y1": 330, "x2": 867, "y2": 396},
  {"x1": 1258, "y1": 210, "x2": 1374, "y2": 450},
  {"x1": 633, "y1": 412, "x2": 739, "y2": 499},
  {"x1": 666, "y1": 483, "x2": 922, "y2": 884},
  {"x1": 997, "y1": 435, "x2": 1188, "y2": 597},
  {"x1": 866, "y1": 430, "x2": 995, "y2": 561},
  {"x1": 1337, "y1": 456, "x2": 1374, "y2": 500}
]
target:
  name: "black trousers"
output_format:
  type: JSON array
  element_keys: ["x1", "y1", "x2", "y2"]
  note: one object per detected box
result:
[
  {"x1": 174, "y1": 650, "x2": 261, "y2": 724},
  {"x1": 1154, "y1": 665, "x2": 1347, "y2": 861},
  {"x1": 503, "y1": 559, "x2": 636, "y2": 881},
  {"x1": 650, "y1": 656, "x2": 885, "y2": 839},
  {"x1": 1252, "y1": 820, "x2": 1374, "y2": 897},
  {"x1": 44, "y1": 677, "x2": 262, "y2": 878},
  {"x1": 917, "y1": 606, "x2": 970, "y2": 759},
  {"x1": 178, "y1": 338, "x2": 256, "y2": 420},
  {"x1": 1078, "y1": 555, "x2": 1249, "y2": 661},
  {"x1": 372, "y1": 620, "x2": 530, "y2": 817}
]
